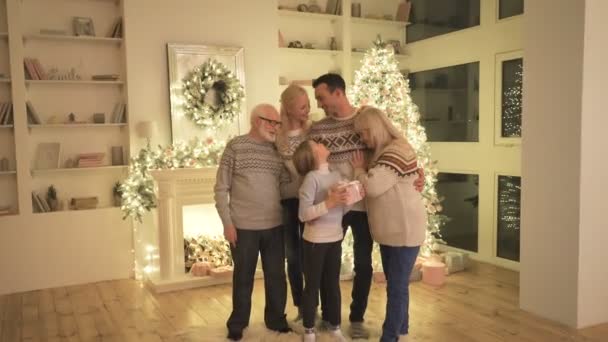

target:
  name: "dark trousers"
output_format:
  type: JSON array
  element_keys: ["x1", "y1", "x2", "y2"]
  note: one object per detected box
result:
[
  {"x1": 226, "y1": 226, "x2": 289, "y2": 333},
  {"x1": 342, "y1": 211, "x2": 373, "y2": 323},
  {"x1": 281, "y1": 198, "x2": 304, "y2": 308},
  {"x1": 302, "y1": 240, "x2": 342, "y2": 329},
  {"x1": 379, "y1": 245, "x2": 420, "y2": 342}
]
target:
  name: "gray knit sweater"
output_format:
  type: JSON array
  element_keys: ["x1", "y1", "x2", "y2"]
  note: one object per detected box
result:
[
  {"x1": 298, "y1": 164, "x2": 349, "y2": 243},
  {"x1": 214, "y1": 134, "x2": 288, "y2": 230},
  {"x1": 308, "y1": 112, "x2": 367, "y2": 211}
]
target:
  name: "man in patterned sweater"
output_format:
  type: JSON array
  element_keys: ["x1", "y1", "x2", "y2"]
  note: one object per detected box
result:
[
  {"x1": 214, "y1": 104, "x2": 291, "y2": 341},
  {"x1": 309, "y1": 73, "x2": 374, "y2": 339},
  {"x1": 309, "y1": 74, "x2": 424, "y2": 339}
]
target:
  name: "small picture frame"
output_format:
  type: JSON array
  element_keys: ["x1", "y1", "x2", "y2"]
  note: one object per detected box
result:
[
  {"x1": 387, "y1": 39, "x2": 401, "y2": 54},
  {"x1": 73, "y1": 17, "x2": 95, "y2": 36}
]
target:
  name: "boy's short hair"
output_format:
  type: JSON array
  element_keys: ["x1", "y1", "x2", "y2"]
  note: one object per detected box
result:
[{"x1": 292, "y1": 140, "x2": 316, "y2": 176}]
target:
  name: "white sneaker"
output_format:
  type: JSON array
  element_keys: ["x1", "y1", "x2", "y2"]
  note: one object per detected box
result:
[
  {"x1": 303, "y1": 330, "x2": 316, "y2": 342},
  {"x1": 330, "y1": 328, "x2": 347, "y2": 342}
]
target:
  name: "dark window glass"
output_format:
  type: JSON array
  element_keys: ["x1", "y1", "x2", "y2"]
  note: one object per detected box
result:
[
  {"x1": 501, "y1": 58, "x2": 523, "y2": 137},
  {"x1": 407, "y1": 0, "x2": 480, "y2": 43},
  {"x1": 497, "y1": 176, "x2": 521, "y2": 261},
  {"x1": 499, "y1": 0, "x2": 524, "y2": 19},
  {"x1": 408, "y1": 62, "x2": 479, "y2": 142},
  {"x1": 435, "y1": 173, "x2": 479, "y2": 252}
]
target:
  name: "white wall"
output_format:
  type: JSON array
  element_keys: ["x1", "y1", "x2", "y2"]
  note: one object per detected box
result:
[
  {"x1": 405, "y1": 0, "x2": 521, "y2": 267},
  {"x1": 123, "y1": 0, "x2": 279, "y2": 276},
  {"x1": 521, "y1": 0, "x2": 608, "y2": 329},
  {"x1": 0, "y1": 209, "x2": 133, "y2": 295},
  {"x1": 578, "y1": 0, "x2": 608, "y2": 328},
  {"x1": 124, "y1": 0, "x2": 279, "y2": 151}
]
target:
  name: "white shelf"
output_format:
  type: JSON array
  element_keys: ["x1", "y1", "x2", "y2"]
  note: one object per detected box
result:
[
  {"x1": 0, "y1": 171, "x2": 16, "y2": 176},
  {"x1": 0, "y1": 32, "x2": 7, "y2": 39},
  {"x1": 278, "y1": 9, "x2": 342, "y2": 22},
  {"x1": 29, "y1": 123, "x2": 127, "y2": 128},
  {"x1": 25, "y1": 80, "x2": 123, "y2": 85},
  {"x1": 351, "y1": 17, "x2": 409, "y2": 27},
  {"x1": 33, "y1": 206, "x2": 122, "y2": 215},
  {"x1": 0, "y1": 125, "x2": 14, "y2": 129},
  {"x1": 31, "y1": 165, "x2": 127, "y2": 176},
  {"x1": 0, "y1": 79, "x2": 10, "y2": 83},
  {"x1": 23, "y1": 34, "x2": 122, "y2": 44},
  {"x1": 279, "y1": 47, "x2": 342, "y2": 57},
  {"x1": 352, "y1": 51, "x2": 409, "y2": 60}
]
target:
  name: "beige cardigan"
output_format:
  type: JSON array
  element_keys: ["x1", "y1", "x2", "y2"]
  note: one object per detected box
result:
[{"x1": 354, "y1": 140, "x2": 426, "y2": 247}]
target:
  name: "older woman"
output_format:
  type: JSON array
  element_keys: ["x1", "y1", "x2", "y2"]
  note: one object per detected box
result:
[
  {"x1": 351, "y1": 106, "x2": 426, "y2": 342},
  {"x1": 276, "y1": 84, "x2": 310, "y2": 320}
]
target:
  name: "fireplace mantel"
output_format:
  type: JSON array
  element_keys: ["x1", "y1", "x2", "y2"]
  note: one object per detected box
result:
[{"x1": 146, "y1": 167, "x2": 230, "y2": 293}]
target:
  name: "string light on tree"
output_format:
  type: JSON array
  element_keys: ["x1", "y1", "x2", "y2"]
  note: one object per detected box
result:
[
  {"x1": 501, "y1": 60, "x2": 523, "y2": 137},
  {"x1": 350, "y1": 36, "x2": 447, "y2": 256}
]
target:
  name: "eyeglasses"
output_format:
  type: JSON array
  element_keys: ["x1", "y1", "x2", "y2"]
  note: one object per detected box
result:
[{"x1": 258, "y1": 116, "x2": 282, "y2": 128}]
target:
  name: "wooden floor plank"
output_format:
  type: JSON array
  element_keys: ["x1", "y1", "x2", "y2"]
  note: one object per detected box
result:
[{"x1": 0, "y1": 262, "x2": 606, "y2": 341}]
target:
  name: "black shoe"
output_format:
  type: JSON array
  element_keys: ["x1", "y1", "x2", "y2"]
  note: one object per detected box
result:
[
  {"x1": 270, "y1": 326, "x2": 292, "y2": 334},
  {"x1": 227, "y1": 330, "x2": 243, "y2": 341}
]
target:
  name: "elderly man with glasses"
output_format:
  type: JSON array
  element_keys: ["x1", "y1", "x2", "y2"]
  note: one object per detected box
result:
[{"x1": 214, "y1": 103, "x2": 291, "y2": 341}]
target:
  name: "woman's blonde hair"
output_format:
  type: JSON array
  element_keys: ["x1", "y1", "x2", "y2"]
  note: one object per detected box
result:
[
  {"x1": 292, "y1": 140, "x2": 316, "y2": 176},
  {"x1": 276, "y1": 84, "x2": 310, "y2": 154},
  {"x1": 354, "y1": 106, "x2": 405, "y2": 162}
]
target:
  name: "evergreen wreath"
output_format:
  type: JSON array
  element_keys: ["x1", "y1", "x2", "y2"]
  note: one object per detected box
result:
[{"x1": 182, "y1": 59, "x2": 245, "y2": 129}]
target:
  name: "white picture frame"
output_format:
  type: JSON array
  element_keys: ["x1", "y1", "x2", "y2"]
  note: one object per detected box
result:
[
  {"x1": 35, "y1": 142, "x2": 61, "y2": 170},
  {"x1": 73, "y1": 17, "x2": 95, "y2": 37},
  {"x1": 167, "y1": 43, "x2": 245, "y2": 144}
]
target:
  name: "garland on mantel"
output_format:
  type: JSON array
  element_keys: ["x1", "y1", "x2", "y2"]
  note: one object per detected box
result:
[{"x1": 120, "y1": 138, "x2": 226, "y2": 222}]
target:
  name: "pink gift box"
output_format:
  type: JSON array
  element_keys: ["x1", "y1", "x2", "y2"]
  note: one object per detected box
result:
[
  {"x1": 190, "y1": 261, "x2": 212, "y2": 277},
  {"x1": 422, "y1": 260, "x2": 446, "y2": 287},
  {"x1": 373, "y1": 271, "x2": 386, "y2": 283},
  {"x1": 209, "y1": 266, "x2": 233, "y2": 278},
  {"x1": 338, "y1": 180, "x2": 363, "y2": 205}
]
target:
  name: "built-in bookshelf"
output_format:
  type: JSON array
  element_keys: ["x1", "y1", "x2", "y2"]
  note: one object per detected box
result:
[
  {"x1": 1, "y1": 0, "x2": 129, "y2": 214},
  {"x1": 277, "y1": 0, "x2": 410, "y2": 88},
  {"x1": 0, "y1": 0, "x2": 18, "y2": 215}
]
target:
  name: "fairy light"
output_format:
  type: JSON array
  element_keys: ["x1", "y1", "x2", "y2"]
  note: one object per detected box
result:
[{"x1": 349, "y1": 37, "x2": 447, "y2": 256}]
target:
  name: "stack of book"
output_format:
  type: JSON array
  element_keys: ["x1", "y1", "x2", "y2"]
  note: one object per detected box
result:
[
  {"x1": 23, "y1": 57, "x2": 47, "y2": 80},
  {"x1": 70, "y1": 197, "x2": 98, "y2": 210},
  {"x1": 0, "y1": 102, "x2": 13, "y2": 125},
  {"x1": 26, "y1": 101, "x2": 42, "y2": 124},
  {"x1": 111, "y1": 102, "x2": 127, "y2": 123},
  {"x1": 77, "y1": 153, "x2": 105, "y2": 168},
  {"x1": 91, "y1": 74, "x2": 120, "y2": 81},
  {"x1": 107, "y1": 17, "x2": 122, "y2": 38},
  {"x1": 31, "y1": 192, "x2": 51, "y2": 213}
]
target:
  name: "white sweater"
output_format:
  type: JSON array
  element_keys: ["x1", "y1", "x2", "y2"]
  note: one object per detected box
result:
[
  {"x1": 298, "y1": 164, "x2": 350, "y2": 243},
  {"x1": 354, "y1": 140, "x2": 426, "y2": 247}
]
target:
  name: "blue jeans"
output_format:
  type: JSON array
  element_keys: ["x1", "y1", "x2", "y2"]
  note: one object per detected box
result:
[{"x1": 379, "y1": 245, "x2": 420, "y2": 342}]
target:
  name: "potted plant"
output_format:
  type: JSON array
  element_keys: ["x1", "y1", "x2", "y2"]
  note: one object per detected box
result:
[
  {"x1": 47, "y1": 185, "x2": 59, "y2": 211},
  {"x1": 113, "y1": 182, "x2": 123, "y2": 207}
]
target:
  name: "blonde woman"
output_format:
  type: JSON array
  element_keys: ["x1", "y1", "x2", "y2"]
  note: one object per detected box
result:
[
  {"x1": 276, "y1": 84, "x2": 310, "y2": 320},
  {"x1": 351, "y1": 106, "x2": 426, "y2": 342}
]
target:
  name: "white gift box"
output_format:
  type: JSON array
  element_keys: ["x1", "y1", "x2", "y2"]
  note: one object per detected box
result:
[{"x1": 338, "y1": 180, "x2": 363, "y2": 205}]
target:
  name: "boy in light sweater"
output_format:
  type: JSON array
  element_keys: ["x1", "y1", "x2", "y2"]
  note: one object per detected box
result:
[{"x1": 293, "y1": 139, "x2": 364, "y2": 342}]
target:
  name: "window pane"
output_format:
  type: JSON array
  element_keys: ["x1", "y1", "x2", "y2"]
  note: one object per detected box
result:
[
  {"x1": 407, "y1": 0, "x2": 480, "y2": 43},
  {"x1": 497, "y1": 175, "x2": 521, "y2": 261},
  {"x1": 435, "y1": 173, "x2": 479, "y2": 252},
  {"x1": 408, "y1": 62, "x2": 479, "y2": 142},
  {"x1": 499, "y1": 0, "x2": 524, "y2": 19},
  {"x1": 501, "y1": 58, "x2": 523, "y2": 137}
]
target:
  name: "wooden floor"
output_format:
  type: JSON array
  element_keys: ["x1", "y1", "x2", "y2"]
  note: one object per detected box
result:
[{"x1": 1, "y1": 262, "x2": 607, "y2": 341}]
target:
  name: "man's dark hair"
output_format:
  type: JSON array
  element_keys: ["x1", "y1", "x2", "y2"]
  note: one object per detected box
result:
[{"x1": 313, "y1": 73, "x2": 346, "y2": 93}]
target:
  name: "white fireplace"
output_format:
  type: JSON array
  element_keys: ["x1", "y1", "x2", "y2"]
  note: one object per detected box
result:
[{"x1": 146, "y1": 167, "x2": 234, "y2": 293}]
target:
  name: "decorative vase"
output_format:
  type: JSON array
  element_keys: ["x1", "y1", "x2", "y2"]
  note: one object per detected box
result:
[
  {"x1": 113, "y1": 194, "x2": 122, "y2": 207},
  {"x1": 48, "y1": 198, "x2": 59, "y2": 211}
]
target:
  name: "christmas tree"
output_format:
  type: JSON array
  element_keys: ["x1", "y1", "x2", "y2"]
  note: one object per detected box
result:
[
  {"x1": 350, "y1": 37, "x2": 446, "y2": 256},
  {"x1": 501, "y1": 61, "x2": 523, "y2": 137}
]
